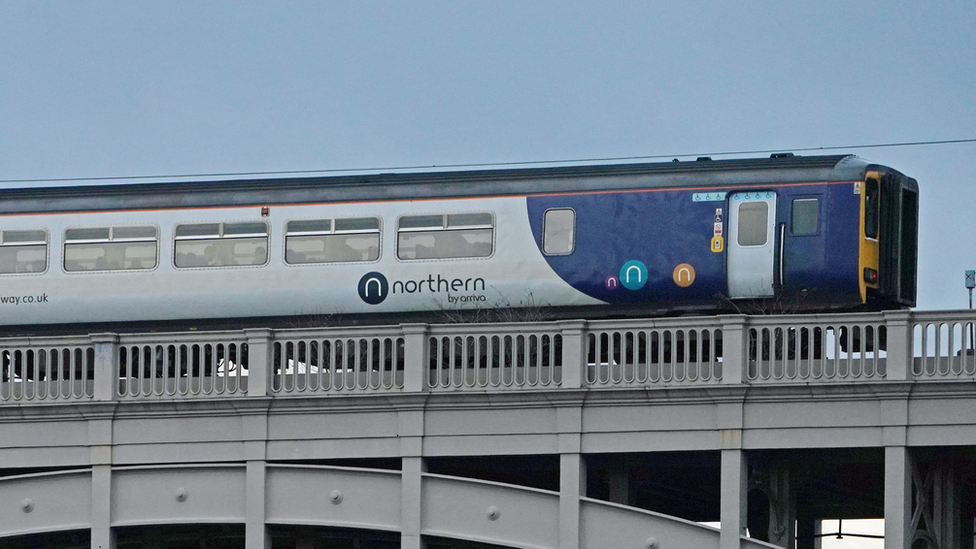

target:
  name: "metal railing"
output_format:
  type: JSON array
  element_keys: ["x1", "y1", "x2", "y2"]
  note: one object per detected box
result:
[
  {"x1": 911, "y1": 311, "x2": 976, "y2": 378},
  {"x1": 744, "y1": 314, "x2": 889, "y2": 382},
  {"x1": 0, "y1": 336, "x2": 95, "y2": 402},
  {"x1": 426, "y1": 323, "x2": 564, "y2": 390},
  {"x1": 116, "y1": 332, "x2": 248, "y2": 399},
  {"x1": 271, "y1": 326, "x2": 405, "y2": 394},
  {"x1": 2, "y1": 310, "x2": 975, "y2": 404},
  {"x1": 584, "y1": 317, "x2": 723, "y2": 386}
]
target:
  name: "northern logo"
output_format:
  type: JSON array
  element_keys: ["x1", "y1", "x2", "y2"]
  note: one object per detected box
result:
[{"x1": 358, "y1": 272, "x2": 389, "y2": 305}]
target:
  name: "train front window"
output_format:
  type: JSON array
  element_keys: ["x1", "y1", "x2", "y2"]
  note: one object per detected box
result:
[
  {"x1": 285, "y1": 217, "x2": 380, "y2": 264},
  {"x1": 791, "y1": 198, "x2": 819, "y2": 235},
  {"x1": 0, "y1": 229, "x2": 48, "y2": 274},
  {"x1": 63, "y1": 225, "x2": 158, "y2": 272},
  {"x1": 864, "y1": 178, "x2": 879, "y2": 239},
  {"x1": 397, "y1": 213, "x2": 494, "y2": 260},
  {"x1": 175, "y1": 221, "x2": 269, "y2": 268},
  {"x1": 543, "y1": 208, "x2": 576, "y2": 255}
]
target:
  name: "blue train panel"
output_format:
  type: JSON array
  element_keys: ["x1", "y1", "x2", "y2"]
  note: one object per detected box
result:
[
  {"x1": 527, "y1": 181, "x2": 865, "y2": 310},
  {"x1": 777, "y1": 182, "x2": 862, "y2": 306},
  {"x1": 526, "y1": 189, "x2": 727, "y2": 309}
]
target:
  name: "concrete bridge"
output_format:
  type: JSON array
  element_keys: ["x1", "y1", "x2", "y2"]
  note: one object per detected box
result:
[{"x1": 1, "y1": 310, "x2": 974, "y2": 548}]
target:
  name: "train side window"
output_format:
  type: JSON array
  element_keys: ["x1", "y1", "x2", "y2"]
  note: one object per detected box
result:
[
  {"x1": 0, "y1": 229, "x2": 48, "y2": 274},
  {"x1": 791, "y1": 198, "x2": 819, "y2": 235},
  {"x1": 543, "y1": 208, "x2": 575, "y2": 255},
  {"x1": 174, "y1": 221, "x2": 268, "y2": 268},
  {"x1": 63, "y1": 225, "x2": 158, "y2": 272},
  {"x1": 397, "y1": 213, "x2": 493, "y2": 260},
  {"x1": 864, "y1": 178, "x2": 879, "y2": 239},
  {"x1": 736, "y1": 202, "x2": 768, "y2": 247},
  {"x1": 285, "y1": 217, "x2": 380, "y2": 264}
]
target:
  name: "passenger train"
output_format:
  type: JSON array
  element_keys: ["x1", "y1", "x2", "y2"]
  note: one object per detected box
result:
[{"x1": 0, "y1": 154, "x2": 918, "y2": 333}]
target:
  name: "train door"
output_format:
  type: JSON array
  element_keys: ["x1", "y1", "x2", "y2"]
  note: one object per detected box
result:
[{"x1": 727, "y1": 191, "x2": 776, "y2": 298}]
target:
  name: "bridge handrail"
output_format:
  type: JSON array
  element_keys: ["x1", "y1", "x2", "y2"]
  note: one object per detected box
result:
[{"x1": 2, "y1": 310, "x2": 975, "y2": 404}]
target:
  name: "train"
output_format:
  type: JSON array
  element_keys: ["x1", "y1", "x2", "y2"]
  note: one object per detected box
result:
[{"x1": 0, "y1": 154, "x2": 918, "y2": 333}]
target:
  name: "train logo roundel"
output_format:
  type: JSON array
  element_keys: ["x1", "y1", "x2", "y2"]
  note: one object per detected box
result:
[
  {"x1": 358, "y1": 272, "x2": 389, "y2": 305},
  {"x1": 619, "y1": 261, "x2": 648, "y2": 290}
]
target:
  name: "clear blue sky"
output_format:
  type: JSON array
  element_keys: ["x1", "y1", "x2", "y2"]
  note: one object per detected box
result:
[{"x1": 2, "y1": 1, "x2": 974, "y2": 310}]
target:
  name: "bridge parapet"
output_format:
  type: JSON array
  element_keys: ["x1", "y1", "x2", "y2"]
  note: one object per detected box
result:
[{"x1": 2, "y1": 310, "x2": 975, "y2": 405}]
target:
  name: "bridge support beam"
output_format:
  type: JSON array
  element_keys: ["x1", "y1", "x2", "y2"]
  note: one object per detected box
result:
[
  {"x1": 91, "y1": 464, "x2": 115, "y2": 549},
  {"x1": 885, "y1": 446, "x2": 912, "y2": 549},
  {"x1": 559, "y1": 452, "x2": 587, "y2": 549},
  {"x1": 402, "y1": 456, "x2": 427, "y2": 549},
  {"x1": 245, "y1": 460, "x2": 270, "y2": 549},
  {"x1": 721, "y1": 445, "x2": 748, "y2": 549}
]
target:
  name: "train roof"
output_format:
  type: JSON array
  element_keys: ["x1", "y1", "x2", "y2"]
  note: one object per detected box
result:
[{"x1": 0, "y1": 154, "x2": 908, "y2": 214}]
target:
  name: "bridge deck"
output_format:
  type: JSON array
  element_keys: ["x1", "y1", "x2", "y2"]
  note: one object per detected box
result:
[{"x1": 1, "y1": 310, "x2": 974, "y2": 549}]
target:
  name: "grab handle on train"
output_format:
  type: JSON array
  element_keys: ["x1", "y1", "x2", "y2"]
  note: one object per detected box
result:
[
  {"x1": 777, "y1": 222, "x2": 786, "y2": 288},
  {"x1": 776, "y1": 223, "x2": 786, "y2": 288}
]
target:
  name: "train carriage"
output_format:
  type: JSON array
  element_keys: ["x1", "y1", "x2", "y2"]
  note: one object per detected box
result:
[{"x1": 0, "y1": 154, "x2": 918, "y2": 333}]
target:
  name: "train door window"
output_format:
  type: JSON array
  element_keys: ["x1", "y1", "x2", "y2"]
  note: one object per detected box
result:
[
  {"x1": 285, "y1": 217, "x2": 380, "y2": 264},
  {"x1": 864, "y1": 178, "x2": 880, "y2": 239},
  {"x1": 174, "y1": 221, "x2": 269, "y2": 268},
  {"x1": 397, "y1": 213, "x2": 493, "y2": 260},
  {"x1": 0, "y1": 229, "x2": 48, "y2": 274},
  {"x1": 791, "y1": 198, "x2": 819, "y2": 235},
  {"x1": 543, "y1": 208, "x2": 575, "y2": 255},
  {"x1": 736, "y1": 202, "x2": 769, "y2": 246},
  {"x1": 63, "y1": 225, "x2": 158, "y2": 272}
]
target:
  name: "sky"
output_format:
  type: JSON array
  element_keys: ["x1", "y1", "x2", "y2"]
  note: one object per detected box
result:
[{"x1": 1, "y1": 1, "x2": 975, "y2": 310}]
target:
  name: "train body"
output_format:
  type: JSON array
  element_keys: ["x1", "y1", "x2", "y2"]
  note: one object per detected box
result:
[{"x1": 0, "y1": 154, "x2": 918, "y2": 332}]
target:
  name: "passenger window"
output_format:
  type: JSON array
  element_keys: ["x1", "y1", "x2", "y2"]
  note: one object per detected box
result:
[
  {"x1": 397, "y1": 213, "x2": 493, "y2": 260},
  {"x1": 791, "y1": 199, "x2": 819, "y2": 235},
  {"x1": 285, "y1": 217, "x2": 380, "y2": 264},
  {"x1": 64, "y1": 225, "x2": 157, "y2": 272},
  {"x1": 864, "y1": 178, "x2": 879, "y2": 239},
  {"x1": 0, "y1": 229, "x2": 48, "y2": 274},
  {"x1": 543, "y1": 209, "x2": 575, "y2": 255},
  {"x1": 736, "y1": 202, "x2": 768, "y2": 247},
  {"x1": 174, "y1": 221, "x2": 268, "y2": 268}
]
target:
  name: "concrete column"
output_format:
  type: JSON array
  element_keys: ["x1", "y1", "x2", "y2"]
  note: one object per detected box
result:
[
  {"x1": 721, "y1": 447, "x2": 748, "y2": 549},
  {"x1": 90, "y1": 333, "x2": 119, "y2": 401},
  {"x1": 244, "y1": 412, "x2": 269, "y2": 549},
  {"x1": 91, "y1": 465, "x2": 115, "y2": 549},
  {"x1": 401, "y1": 456, "x2": 427, "y2": 549},
  {"x1": 885, "y1": 446, "x2": 912, "y2": 549},
  {"x1": 559, "y1": 453, "x2": 587, "y2": 549},
  {"x1": 558, "y1": 320, "x2": 587, "y2": 388},
  {"x1": 244, "y1": 329, "x2": 273, "y2": 397},
  {"x1": 558, "y1": 403, "x2": 585, "y2": 549},
  {"x1": 883, "y1": 310, "x2": 913, "y2": 380},
  {"x1": 90, "y1": 417, "x2": 115, "y2": 549},
  {"x1": 401, "y1": 324, "x2": 429, "y2": 393},
  {"x1": 245, "y1": 460, "x2": 270, "y2": 549},
  {"x1": 719, "y1": 316, "x2": 748, "y2": 384},
  {"x1": 400, "y1": 407, "x2": 426, "y2": 549}
]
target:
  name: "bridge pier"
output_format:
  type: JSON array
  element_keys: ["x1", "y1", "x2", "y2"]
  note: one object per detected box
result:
[
  {"x1": 402, "y1": 456, "x2": 427, "y2": 549},
  {"x1": 559, "y1": 453, "x2": 587, "y2": 549},
  {"x1": 91, "y1": 464, "x2": 114, "y2": 549},
  {"x1": 246, "y1": 460, "x2": 270, "y2": 549},
  {"x1": 886, "y1": 446, "x2": 913, "y2": 549},
  {"x1": 720, "y1": 446, "x2": 748, "y2": 549}
]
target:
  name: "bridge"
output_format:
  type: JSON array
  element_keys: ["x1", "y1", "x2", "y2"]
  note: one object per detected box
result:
[{"x1": 1, "y1": 310, "x2": 974, "y2": 549}]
